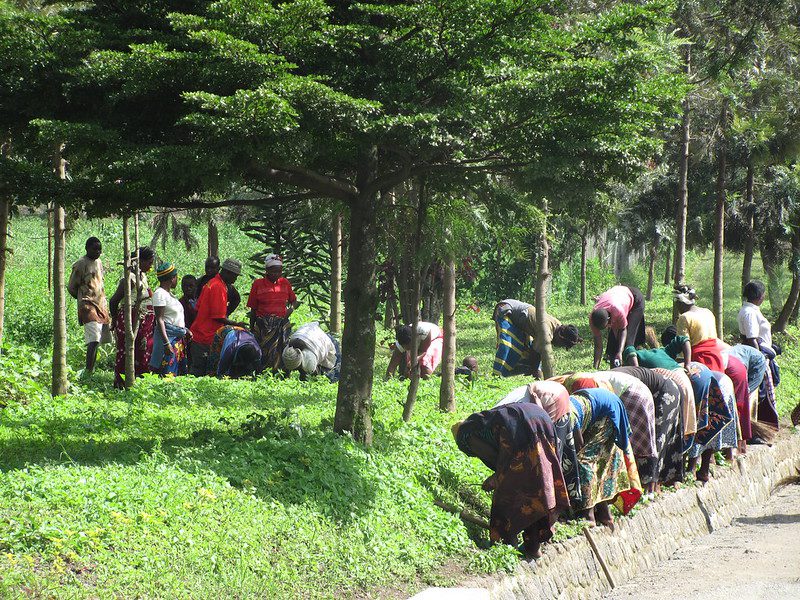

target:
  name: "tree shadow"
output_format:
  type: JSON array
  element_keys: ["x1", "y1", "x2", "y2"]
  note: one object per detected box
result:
[
  {"x1": 0, "y1": 412, "x2": 375, "y2": 524},
  {"x1": 736, "y1": 513, "x2": 800, "y2": 526}
]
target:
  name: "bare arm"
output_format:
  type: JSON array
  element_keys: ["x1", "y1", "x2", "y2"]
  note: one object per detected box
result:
[
  {"x1": 614, "y1": 328, "x2": 626, "y2": 362},
  {"x1": 386, "y1": 348, "x2": 404, "y2": 379},
  {"x1": 593, "y1": 333, "x2": 603, "y2": 369},
  {"x1": 108, "y1": 278, "x2": 126, "y2": 319},
  {"x1": 154, "y1": 306, "x2": 174, "y2": 355},
  {"x1": 682, "y1": 340, "x2": 692, "y2": 369},
  {"x1": 67, "y1": 266, "x2": 80, "y2": 300},
  {"x1": 744, "y1": 337, "x2": 760, "y2": 350}
]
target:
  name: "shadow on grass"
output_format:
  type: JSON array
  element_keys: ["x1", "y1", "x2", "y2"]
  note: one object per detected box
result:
[{"x1": 0, "y1": 412, "x2": 375, "y2": 524}]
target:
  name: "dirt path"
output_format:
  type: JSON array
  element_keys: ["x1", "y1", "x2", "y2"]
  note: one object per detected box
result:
[{"x1": 606, "y1": 483, "x2": 800, "y2": 600}]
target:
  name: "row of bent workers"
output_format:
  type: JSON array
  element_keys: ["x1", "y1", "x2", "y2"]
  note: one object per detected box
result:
[
  {"x1": 68, "y1": 238, "x2": 343, "y2": 386},
  {"x1": 452, "y1": 281, "x2": 781, "y2": 558}
]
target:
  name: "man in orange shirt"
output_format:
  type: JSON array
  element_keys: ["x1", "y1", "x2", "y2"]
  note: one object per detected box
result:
[
  {"x1": 247, "y1": 254, "x2": 299, "y2": 370},
  {"x1": 189, "y1": 258, "x2": 247, "y2": 376}
]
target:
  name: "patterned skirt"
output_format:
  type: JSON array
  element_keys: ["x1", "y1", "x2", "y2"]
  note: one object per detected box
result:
[
  {"x1": 688, "y1": 372, "x2": 738, "y2": 458},
  {"x1": 650, "y1": 379, "x2": 684, "y2": 484},
  {"x1": 114, "y1": 307, "x2": 155, "y2": 388},
  {"x1": 654, "y1": 368, "x2": 697, "y2": 436},
  {"x1": 253, "y1": 315, "x2": 291, "y2": 371},
  {"x1": 573, "y1": 407, "x2": 642, "y2": 514},
  {"x1": 149, "y1": 323, "x2": 188, "y2": 376},
  {"x1": 492, "y1": 316, "x2": 537, "y2": 376}
]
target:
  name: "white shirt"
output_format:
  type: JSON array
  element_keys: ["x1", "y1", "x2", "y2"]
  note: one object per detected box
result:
[
  {"x1": 289, "y1": 322, "x2": 336, "y2": 370},
  {"x1": 495, "y1": 385, "x2": 531, "y2": 407},
  {"x1": 738, "y1": 302, "x2": 772, "y2": 347},
  {"x1": 152, "y1": 287, "x2": 185, "y2": 328}
]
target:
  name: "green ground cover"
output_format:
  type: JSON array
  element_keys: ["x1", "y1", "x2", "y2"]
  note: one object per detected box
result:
[{"x1": 0, "y1": 216, "x2": 798, "y2": 598}]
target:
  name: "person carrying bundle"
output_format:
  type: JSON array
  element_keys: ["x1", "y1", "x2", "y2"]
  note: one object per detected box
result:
[{"x1": 492, "y1": 299, "x2": 580, "y2": 377}]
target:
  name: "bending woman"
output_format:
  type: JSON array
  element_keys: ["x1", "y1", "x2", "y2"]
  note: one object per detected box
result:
[
  {"x1": 589, "y1": 285, "x2": 646, "y2": 369},
  {"x1": 452, "y1": 403, "x2": 570, "y2": 558},
  {"x1": 569, "y1": 387, "x2": 642, "y2": 526}
]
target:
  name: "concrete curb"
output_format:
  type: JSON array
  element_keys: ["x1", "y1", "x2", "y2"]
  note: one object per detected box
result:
[{"x1": 417, "y1": 431, "x2": 800, "y2": 600}]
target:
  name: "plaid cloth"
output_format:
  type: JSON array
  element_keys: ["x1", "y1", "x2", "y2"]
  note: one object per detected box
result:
[
  {"x1": 688, "y1": 372, "x2": 738, "y2": 458},
  {"x1": 592, "y1": 371, "x2": 657, "y2": 459}
]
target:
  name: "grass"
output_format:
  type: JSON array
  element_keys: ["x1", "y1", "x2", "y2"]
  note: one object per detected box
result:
[{"x1": 0, "y1": 215, "x2": 798, "y2": 598}]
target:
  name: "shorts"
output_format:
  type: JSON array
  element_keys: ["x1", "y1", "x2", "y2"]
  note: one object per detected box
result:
[{"x1": 84, "y1": 321, "x2": 111, "y2": 345}]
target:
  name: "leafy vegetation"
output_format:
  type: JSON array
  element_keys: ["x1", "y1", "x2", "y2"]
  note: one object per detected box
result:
[{"x1": 0, "y1": 216, "x2": 797, "y2": 598}]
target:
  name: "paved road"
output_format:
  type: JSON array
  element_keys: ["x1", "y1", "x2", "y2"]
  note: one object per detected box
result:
[{"x1": 606, "y1": 483, "x2": 800, "y2": 600}]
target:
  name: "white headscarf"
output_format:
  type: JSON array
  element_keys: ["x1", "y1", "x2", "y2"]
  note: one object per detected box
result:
[
  {"x1": 265, "y1": 253, "x2": 283, "y2": 269},
  {"x1": 300, "y1": 349, "x2": 318, "y2": 374},
  {"x1": 282, "y1": 346, "x2": 302, "y2": 371}
]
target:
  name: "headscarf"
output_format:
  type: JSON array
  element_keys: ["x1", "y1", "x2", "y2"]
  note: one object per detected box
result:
[
  {"x1": 527, "y1": 381, "x2": 570, "y2": 421},
  {"x1": 300, "y1": 348, "x2": 318, "y2": 374},
  {"x1": 674, "y1": 285, "x2": 697, "y2": 306},
  {"x1": 265, "y1": 253, "x2": 283, "y2": 269},
  {"x1": 282, "y1": 346, "x2": 302, "y2": 371},
  {"x1": 567, "y1": 375, "x2": 599, "y2": 393}
]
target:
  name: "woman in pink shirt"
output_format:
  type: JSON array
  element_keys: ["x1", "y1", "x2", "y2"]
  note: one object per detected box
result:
[{"x1": 590, "y1": 285, "x2": 646, "y2": 369}]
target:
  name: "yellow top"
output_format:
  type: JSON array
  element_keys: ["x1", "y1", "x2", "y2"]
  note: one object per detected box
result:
[{"x1": 676, "y1": 308, "x2": 717, "y2": 346}]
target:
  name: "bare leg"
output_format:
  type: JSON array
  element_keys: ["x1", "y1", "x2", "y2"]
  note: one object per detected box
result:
[
  {"x1": 594, "y1": 502, "x2": 614, "y2": 529},
  {"x1": 696, "y1": 450, "x2": 713, "y2": 482},
  {"x1": 522, "y1": 527, "x2": 542, "y2": 559},
  {"x1": 579, "y1": 507, "x2": 596, "y2": 526}
]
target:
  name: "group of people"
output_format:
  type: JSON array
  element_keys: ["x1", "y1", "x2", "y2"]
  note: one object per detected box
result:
[
  {"x1": 67, "y1": 238, "x2": 341, "y2": 387},
  {"x1": 461, "y1": 282, "x2": 782, "y2": 557}
]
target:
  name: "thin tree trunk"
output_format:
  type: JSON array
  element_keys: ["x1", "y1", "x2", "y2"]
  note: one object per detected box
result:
[
  {"x1": 47, "y1": 202, "x2": 53, "y2": 292},
  {"x1": 207, "y1": 212, "x2": 219, "y2": 258},
  {"x1": 712, "y1": 101, "x2": 728, "y2": 338},
  {"x1": 646, "y1": 240, "x2": 657, "y2": 301},
  {"x1": 673, "y1": 54, "x2": 691, "y2": 320},
  {"x1": 774, "y1": 231, "x2": 800, "y2": 333},
  {"x1": 761, "y1": 244, "x2": 783, "y2": 314},
  {"x1": 403, "y1": 179, "x2": 425, "y2": 422},
  {"x1": 439, "y1": 257, "x2": 456, "y2": 412},
  {"x1": 330, "y1": 212, "x2": 343, "y2": 334},
  {"x1": 122, "y1": 215, "x2": 136, "y2": 389},
  {"x1": 535, "y1": 198, "x2": 555, "y2": 379},
  {"x1": 580, "y1": 227, "x2": 588, "y2": 306},
  {"x1": 334, "y1": 148, "x2": 380, "y2": 445},
  {"x1": 663, "y1": 244, "x2": 671, "y2": 285},
  {"x1": 51, "y1": 145, "x2": 68, "y2": 397},
  {"x1": 741, "y1": 162, "x2": 755, "y2": 291}
]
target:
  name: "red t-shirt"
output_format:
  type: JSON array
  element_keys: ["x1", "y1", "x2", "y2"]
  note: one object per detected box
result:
[
  {"x1": 247, "y1": 277, "x2": 296, "y2": 318},
  {"x1": 191, "y1": 274, "x2": 228, "y2": 345}
]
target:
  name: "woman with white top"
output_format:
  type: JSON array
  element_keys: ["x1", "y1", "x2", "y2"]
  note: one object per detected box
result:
[
  {"x1": 739, "y1": 280, "x2": 780, "y2": 433},
  {"x1": 149, "y1": 262, "x2": 191, "y2": 376},
  {"x1": 281, "y1": 321, "x2": 341, "y2": 382}
]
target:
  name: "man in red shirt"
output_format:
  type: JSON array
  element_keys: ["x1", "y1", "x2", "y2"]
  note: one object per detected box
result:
[
  {"x1": 247, "y1": 254, "x2": 300, "y2": 370},
  {"x1": 189, "y1": 258, "x2": 247, "y2": 376}
]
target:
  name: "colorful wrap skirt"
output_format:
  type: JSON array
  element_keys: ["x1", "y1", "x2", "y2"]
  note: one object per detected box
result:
[
  {"x1": 253, "y1": 315, "x2": 291, "y2": 371},
  {"x1": 688, "y1": 371, "x2": 738, "y2": 458},
  {"x1": 571, "y1": 395, "x2": 642, "y2": 514},
  {"x1": 757, "y1": 358, "x2": 779, "y2": 429},
  {"x1": 149, "y1": 323, "x2": 188, "y2": 376},
  {"x1": 649, "y1": 378, "x2": 684, "y2": 484},
  {"x1": 492, "y1": 316, "x2": 538, "y2": 377},
  {"x1": 113, "y1": 306, "x2": 155, "y2": 388},
  {"x1": 654, "y1": 367, "x2": 697, "y2": 436}
]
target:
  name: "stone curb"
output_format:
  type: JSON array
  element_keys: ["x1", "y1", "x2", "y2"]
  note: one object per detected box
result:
[{"x1": 415, "y1": 431, "x2": 800, "y2": 600}]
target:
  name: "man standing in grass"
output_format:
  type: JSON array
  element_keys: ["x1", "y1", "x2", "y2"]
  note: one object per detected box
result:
[
  {"x1": 189, "y1": 258, "x2": 246, "y2": 376},
  {"x1": 68, "y1": 236, "x2": 110, "y2": 378}
]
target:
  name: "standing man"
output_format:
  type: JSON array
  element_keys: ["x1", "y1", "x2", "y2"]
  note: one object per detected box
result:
[
  {"x1": 189, "y1": 258, "x2": 246, "y2": 376},
  {"x1": 195, "y1": 256, "x2": 241, "y2": 316},
  {"x1": 589, "y1": 285, "x2": 646, "y2": 369},
  {"x1": 68, "y1": 236, "x2": 110, "y2": 378}
]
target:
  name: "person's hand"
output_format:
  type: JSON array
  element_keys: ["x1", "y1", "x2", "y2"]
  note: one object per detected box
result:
[{"x1": 166, "y1": 343, "x2": 175, "y2": 355}]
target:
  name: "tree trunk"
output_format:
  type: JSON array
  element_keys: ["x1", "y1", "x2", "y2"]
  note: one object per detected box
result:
[
  {"x1": 534, "y1": 198, "x2": 555, "y2": 379},
  {"x1": 773, "y1": 231, "x2": 800, "y2": 333},
  {"x1": 0, "y1": 198, "x2": 9, "y2": 351},
  {"x1": 403, "y1": 179, "x2": 425, "y2": 422},
  {"x1": 663, "y1": 244, "x2": 671, "y2": 285},
  {"x1": 439, "y1": 257, "x2": 456, "y2": 412},
  {"x1": 334, "y1": 149, "x2": 380, "y2": 445},
  {"x1": 741, "y1": 163, "x2": 755, "y2": 292},
  {"x1": 580, "y1": 228, "x2": 588, "y2": 306},
  {"x1": 673, "y1": 90, "x2": 691, "y2": 320},
  {"x1": 646, "y1": 240, "x2": 657, "y2": 301},
  {"x1": 330, "y1": 212, "x2": 343, "y2": 334},
  {"x1": 122, "y1": 215, "x2": 137, "y2": 389},
  {"x1": 760, "y1": 244, "x2": 783, "y2": 314},
  {"x1": 207, "y1": 212, "x2": 219, "y2": 258},
  {"x1": 712, "y1": 101, "x2": 728, "y2": 338},
  {"x1": 51, "y1": 145, "x2": 68, "y2": 397},
  {"x1": 47, "y1": 202, "x2": 53, "y2": 292}
]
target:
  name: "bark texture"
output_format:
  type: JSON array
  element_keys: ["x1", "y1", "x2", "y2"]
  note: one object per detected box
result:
[
  {"x1": 712, "y1": 101, "x2": 728, "y2": 338},
  {"x1": 51, "y1": 146, "x2": 68, "y2": 397},
  {"x1": 664, "y1": 245, "x2": 671, "y2": 286},
  {"x1": 0, "y1": 198, "x2": 9, "y2": 349},
  {"x1": 580, "y1": 229, "x2": 588, "y2": 306},
  {"x1": 646, "y1": 240, "x2": 657, "y2": 301},
  {"x1": 330, "y1": 212, "x2": 343, "y2": 334},
  {"x1": 774, "y1": 230, "x2": 800, "y2": 333},
  {"x1": 403, "y1": 179, "x2": 425, "y2": 422},
  {"x1": 534, "y1": 199, "x2": 555, "y2": 379},
  {"x1": 207, "y1": 212, "x2": 219, "y2": 258},
  {"x1": 122, "y1": 216, "x2": 136, "y2": 389},
  {"x1": 741, "y1": 163, "x2": 755, "y2": 292},
  {"x1": 334, "y1": 150, "x2": 380, "y2": 444},
  {"x1": 673, "y1": 88, "x2": 691, "y2": 321},
  {"x1": 439, "y1": 257, "x2": 456, "y2": 412}
]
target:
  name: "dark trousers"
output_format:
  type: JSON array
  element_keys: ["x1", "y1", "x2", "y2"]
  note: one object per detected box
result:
[{"x1": 190, "y1": 342, "x2": 210, "y2": 377}]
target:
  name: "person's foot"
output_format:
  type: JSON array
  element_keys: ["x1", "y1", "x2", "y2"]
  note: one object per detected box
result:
[
  {"x1": 749, "y1": 436, "x2": 766, "y2": 445},
  {"x1": 523, "y1": 542, "x2": 542, "y2": 559},
  {"x1": 695, "y1": 469, "x2": 710, "y2": 483},
  {"x1": 594, "y1": 503, "x2": 614, "y2": 530}
]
